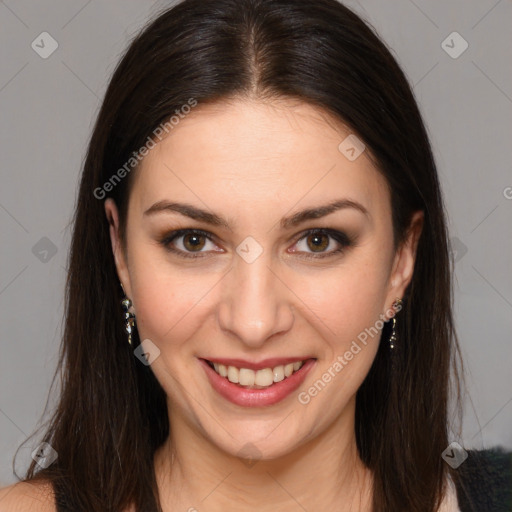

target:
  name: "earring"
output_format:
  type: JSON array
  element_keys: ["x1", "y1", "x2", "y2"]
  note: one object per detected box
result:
[
  {"x1": 121, "y1": 296, "x2": 136, "y2": 346},
  {"x1": 389, "y1": 297, "x2": 403, "y2": 350}
]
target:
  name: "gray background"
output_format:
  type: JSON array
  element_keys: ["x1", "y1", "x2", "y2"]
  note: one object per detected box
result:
[{"x1": 1, "y1": 0, "x2": 511, "y2": 486}]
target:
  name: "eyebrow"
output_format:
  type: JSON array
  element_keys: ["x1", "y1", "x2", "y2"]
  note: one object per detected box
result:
[{"x1": 143, "y1": 198, "x2": 370, "y2": 229}]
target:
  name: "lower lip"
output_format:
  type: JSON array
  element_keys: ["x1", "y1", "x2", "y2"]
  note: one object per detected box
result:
[{"x1": 199, "y1": 358, "x2": 316, "y2": 407}]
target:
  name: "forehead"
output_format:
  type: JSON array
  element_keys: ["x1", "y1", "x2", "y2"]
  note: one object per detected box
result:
[{"x1": 131, "y1": 98, "x2": 391, "y2": 224}]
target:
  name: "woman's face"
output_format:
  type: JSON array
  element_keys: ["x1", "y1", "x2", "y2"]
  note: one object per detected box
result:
[{"x1": 105, "y1": 97, "x2": 422, "y2": 461}]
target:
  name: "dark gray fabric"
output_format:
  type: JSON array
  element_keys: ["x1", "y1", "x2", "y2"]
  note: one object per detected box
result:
[{"x1": 455, "y1": 447, "x2": 512, "y2": 512}]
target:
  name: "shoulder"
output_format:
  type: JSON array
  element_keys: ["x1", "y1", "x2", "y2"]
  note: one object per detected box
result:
[
  {"x1": 454, "y1": 446, "x2": 512, "y2": 512},
  {"x1": 0, "y1": 480, "x2": 56, "y2": 512}
]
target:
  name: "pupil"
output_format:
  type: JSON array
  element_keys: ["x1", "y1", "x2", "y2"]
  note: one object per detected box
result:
[
  {"x1": 309, "y1": 234, "x2": 327, "y2": 252},
  {"x1": 184, "y1": 234, "x2": 204, "y2": 251}
]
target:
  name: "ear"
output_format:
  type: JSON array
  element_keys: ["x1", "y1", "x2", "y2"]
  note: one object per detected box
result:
[
  {"x1": 104, "y1": 198, "x2": 133, "y2": 302},
  {"x1": 384, "y1": 210, "x2": 424, "y2": 318}
]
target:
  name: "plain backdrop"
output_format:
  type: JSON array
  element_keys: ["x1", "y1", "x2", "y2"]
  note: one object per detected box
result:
[{"x1": 1, "y1": 0, "x2": 511, "y2": 486}]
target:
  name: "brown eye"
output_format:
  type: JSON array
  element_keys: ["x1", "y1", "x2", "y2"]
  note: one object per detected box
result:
[
  {"x1": 182, "y1": 233, "x2": 206, "y2": 251},
  {"x1": 159, "y1": 229, "x2": 219, "y2": 258},
  {"x1": 160, "y1": 228, "x2": 351, "y2": 260},
  {"x1": 306, "y1": 233, "x2": 329, "y2": 252},
  {"x1": 292, "y1": 228, "x2": 352, "y2": 259}
]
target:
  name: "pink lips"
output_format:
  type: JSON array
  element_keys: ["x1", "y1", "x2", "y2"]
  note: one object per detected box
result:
[{"x1": 199, "y1": 357, "x2": 316, "y2": 407}]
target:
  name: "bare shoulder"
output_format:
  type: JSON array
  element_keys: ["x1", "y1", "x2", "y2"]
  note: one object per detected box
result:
[{"x1": 0, "y1": 480, "x2": 56, "y2": 512}]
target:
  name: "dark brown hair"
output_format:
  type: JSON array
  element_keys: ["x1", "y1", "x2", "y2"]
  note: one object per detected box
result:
[{"x1": 15, "y1": 0, "x2": 465, "y2": 510}]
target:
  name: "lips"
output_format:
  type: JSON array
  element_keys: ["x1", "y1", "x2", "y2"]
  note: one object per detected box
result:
[{"x1": 199, "y1": 357, "x2": 317, "y2": 407}]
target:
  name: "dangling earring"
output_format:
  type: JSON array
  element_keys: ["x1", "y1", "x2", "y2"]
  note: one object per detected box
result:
[
  {"x1": 389, "y1": 297, "x2": 403, "y2": 350},
  {"x1": 121, "y1": 295, "x2": 136, "y2": 346}
]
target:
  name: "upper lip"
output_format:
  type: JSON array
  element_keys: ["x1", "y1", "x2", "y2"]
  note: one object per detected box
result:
[{"x1": 202, "y1": 357, "x2": 315, "y2": 371}]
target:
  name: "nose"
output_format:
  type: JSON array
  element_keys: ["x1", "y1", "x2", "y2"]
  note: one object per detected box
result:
[{"x1": 217, "y1": 251, "x2": 294, "y2": 348}]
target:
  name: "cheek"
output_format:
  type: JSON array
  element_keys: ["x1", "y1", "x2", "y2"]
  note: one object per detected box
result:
[
  {"x1": 132, "y1": 280, "x2": 196, "y2": 344},
  {"x1": 292, "y1": 259, "x2": 390, "y2": 346},
  {"x1": 294, "y1": 265, "x2": 388, "y2": 417},
  {"x1": 128, "y1": 249, "x2": 218, "y2": 348}
]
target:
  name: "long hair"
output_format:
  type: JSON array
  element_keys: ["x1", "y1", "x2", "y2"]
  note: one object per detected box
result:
[{"x1": 15, "y1": 0, "x2": 464, "y2": 510}]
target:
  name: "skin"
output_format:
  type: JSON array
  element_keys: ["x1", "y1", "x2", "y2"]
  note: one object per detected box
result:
[{"x1": 104, "y1": 97, "x2": 424, "y2": 511}]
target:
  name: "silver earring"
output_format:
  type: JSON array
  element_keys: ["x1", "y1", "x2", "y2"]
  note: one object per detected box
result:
[
  {"x1": 121, "y1": 297, "x2": 136, "y2": 346},
  {"x1": 389, "y1": 297, "x2": 403, "y2": 350}
]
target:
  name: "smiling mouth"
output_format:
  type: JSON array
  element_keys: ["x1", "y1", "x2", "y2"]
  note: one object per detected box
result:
[{"x1": 204, "y1": 358, "x2": 316, "y2": 389}]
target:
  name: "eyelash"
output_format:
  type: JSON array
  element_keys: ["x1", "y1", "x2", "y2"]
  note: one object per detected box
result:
[{"x1": 158, "y1": 228, "x2": 353, "y2": 260}]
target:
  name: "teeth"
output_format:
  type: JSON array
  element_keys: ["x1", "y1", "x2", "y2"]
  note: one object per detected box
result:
[
  {"x1": 273, "y1": 365, "x2": 285, "y2": 382},
  {"x1": 239, "y1": 368, "x2": 255, "y2": 386},
  {"x1": 284, "y1": 363, "x2": 294, "y2": 377},
  {"x1": 210, "y1": 360, "x2": 306, "y2": 388},
  {"x1": 227, "y1": 366, "x2": 239, "y2": 384},
  {"x1": 255, "y1": 368, "x2": 274, "y2": 387}
]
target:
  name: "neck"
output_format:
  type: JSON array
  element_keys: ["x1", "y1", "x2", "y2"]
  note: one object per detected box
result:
[{"x1": 153, "y1": 397, "x2": 373, "y2": 511}]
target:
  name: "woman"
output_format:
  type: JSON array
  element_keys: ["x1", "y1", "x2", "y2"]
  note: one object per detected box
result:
[{"x1": 1, "y1": 0, "x2": 510, "y2": 510}]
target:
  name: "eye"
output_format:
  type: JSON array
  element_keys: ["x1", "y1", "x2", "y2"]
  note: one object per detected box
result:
[
  {"x1": 159, "y1": 229, "x2": 220, "y2": 259},
  {"x1": 159, "y1": 228, "x2": 353, "y2": 260},
  {"x1": 290, "y1": 228, "x2": 352, "y2": 259}
]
